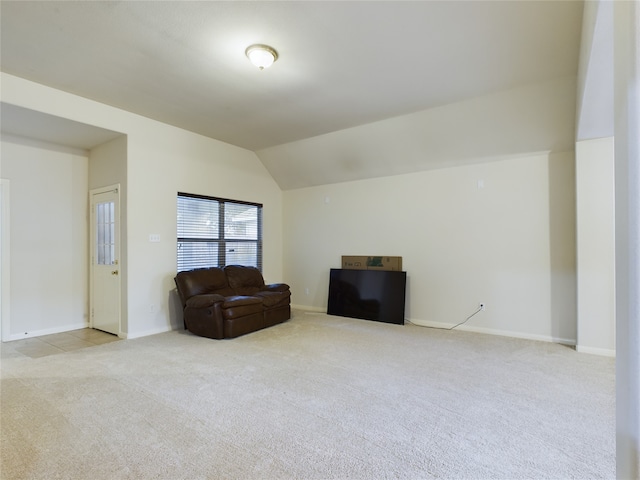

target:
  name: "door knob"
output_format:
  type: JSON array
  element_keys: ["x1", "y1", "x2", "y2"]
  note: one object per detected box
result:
[{"x1": 111, "y1": 270, "x2": 119, "y2": 275}]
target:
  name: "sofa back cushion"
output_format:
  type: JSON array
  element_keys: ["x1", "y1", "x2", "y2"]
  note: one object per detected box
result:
[
  {"x1": 225, "y1": 265, "x2": 266, "y2": 296},
  {"x1": 175, "y1": 267, "x2": 234, "y2": 306}
]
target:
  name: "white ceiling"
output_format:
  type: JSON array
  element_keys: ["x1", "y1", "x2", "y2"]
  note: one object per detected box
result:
[{"x1": 0, "y1": 1, "x2": 584, "y2": 186}]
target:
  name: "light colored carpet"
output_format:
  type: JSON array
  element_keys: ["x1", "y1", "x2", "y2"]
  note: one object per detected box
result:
[{"x1": 1, "y1": 310, "x2": 615, "y2": 479}]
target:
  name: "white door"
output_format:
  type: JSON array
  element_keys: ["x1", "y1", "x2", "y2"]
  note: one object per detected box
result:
[{"x1": 90, "y1": 186, "x2": 120, "y2": 335}]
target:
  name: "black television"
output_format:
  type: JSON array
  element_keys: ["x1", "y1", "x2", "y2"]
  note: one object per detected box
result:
[{"x1": 327, "y1": 268, "x2": 407, "y2": 325}]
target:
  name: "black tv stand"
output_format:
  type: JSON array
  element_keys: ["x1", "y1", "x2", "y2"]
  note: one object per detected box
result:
[{"x1": 327, "y1": 268, "x2": 407, "y2": 325}]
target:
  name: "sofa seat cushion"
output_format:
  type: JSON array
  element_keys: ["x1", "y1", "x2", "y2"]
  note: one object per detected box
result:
[
  {"x1": 221, "y1": 296, "x2": 264, "y2": 320},
  {"x1": 255, "y1": 290, "x2": 291, "y2": 308},
  {"x1": 222, "y1": 295, "x2": 263, "y2": 309}
]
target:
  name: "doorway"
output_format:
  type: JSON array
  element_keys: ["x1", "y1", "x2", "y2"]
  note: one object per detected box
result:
[{"x1": 90, "y1": 185, "x2": 121, "y2": 336}]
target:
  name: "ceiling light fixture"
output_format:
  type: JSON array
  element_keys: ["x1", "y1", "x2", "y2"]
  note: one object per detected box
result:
[{"x1": 245, "y1": 44, "x2": 278, "y2": 70}]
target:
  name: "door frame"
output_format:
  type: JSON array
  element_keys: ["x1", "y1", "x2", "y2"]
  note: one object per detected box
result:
[{"x1": 89, "y1": 184, "x2": 121, "y2": 336}]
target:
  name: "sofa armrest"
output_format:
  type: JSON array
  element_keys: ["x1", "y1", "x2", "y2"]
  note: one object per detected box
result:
[
  {"x1": 263, "y1": 283, "x2": 290, "y2": 293},
  {"x1": 255, "y1": 290, "x2": 291, "y2": 307},
  {"x1": 184, "y1": 302, "x2": 224, "y2": 339},
  {"x1": 186, "y1": 294, "x2": 226, "y2": 309}
]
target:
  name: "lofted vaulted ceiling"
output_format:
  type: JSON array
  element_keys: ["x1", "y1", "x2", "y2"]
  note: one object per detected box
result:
[{"x1": 1, "y1": 1, "x2": 584, "y2": 188}]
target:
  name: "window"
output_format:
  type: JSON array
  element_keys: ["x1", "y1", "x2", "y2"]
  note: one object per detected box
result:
[
  {"x1": 177, "y1": 192, "x2": 262, "y2": 272},
  {"x1": 95, "y1": 200, "x2": 116, "y2": 265}
]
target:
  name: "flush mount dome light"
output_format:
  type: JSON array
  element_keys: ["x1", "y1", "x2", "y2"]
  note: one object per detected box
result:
[{"x1": 245, "y1": 44, "x2": 278, "y2": 70}]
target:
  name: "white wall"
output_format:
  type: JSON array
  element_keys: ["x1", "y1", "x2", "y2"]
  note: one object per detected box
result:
[
  {"x1": 1, "y1": 73, "x2": 283, "y2": 339},
  {"x1": 575, "y1": 137, "x2": 615, "y2": 356},
  {"x1": 284, "y1": 151, "x2": 576, "y2": 344},
  {"x1": 0, "y1": 135, "x2": 89, "y2": 339},
  {"x1": 574, "y1": 0, "x2": 617, "y2": 358},
  {"x1": 1, "y1": 179, "x2": 10, "y2": 341},
  {"x1": 574, "y1": 0, "x2": 617, "y2": 360}
]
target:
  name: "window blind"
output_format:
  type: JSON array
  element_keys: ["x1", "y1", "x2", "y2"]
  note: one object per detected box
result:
[{"x1": 177, "y1": 193, "x2": 262, "y2": 272}]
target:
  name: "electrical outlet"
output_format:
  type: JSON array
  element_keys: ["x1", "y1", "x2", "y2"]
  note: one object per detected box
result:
[
  {"x1": 480, "y1": 303, "x2": 485, "y2": 311},
  {"x1": 305, "y1": 288, "x2": 310, "y2": 296}
]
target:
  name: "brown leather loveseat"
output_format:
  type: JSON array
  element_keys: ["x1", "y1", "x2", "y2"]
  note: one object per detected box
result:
[{"x1": 174, "y1": 265, "x2": 291, "y2": 339}]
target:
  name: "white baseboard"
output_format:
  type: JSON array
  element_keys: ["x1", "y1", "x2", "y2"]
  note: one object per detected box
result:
[
  {"x1": 291, "y1": 304, "x2": 325, "y2": 313},
  {"x1": 122, "y1": 325, "x2": 174, "y2": 340},
  {"x1": 4, "y1": 321, "x2": 90, "y2": 342},
  {"x1": 576, "y1": 345, "x2": 616, "y2": 357},
  {"x1": 407, "y1": 318, "x2": 577, "y2": 347}
]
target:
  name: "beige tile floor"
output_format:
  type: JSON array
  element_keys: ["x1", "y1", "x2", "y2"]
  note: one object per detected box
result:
[{"x1": 1, "y1": 328, "x2": 120, "y2": 359}]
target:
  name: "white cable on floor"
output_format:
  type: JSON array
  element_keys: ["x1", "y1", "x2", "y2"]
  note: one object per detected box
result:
[{"x1": 407, "y1": 307, "x2": 483, "y2": 331}]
